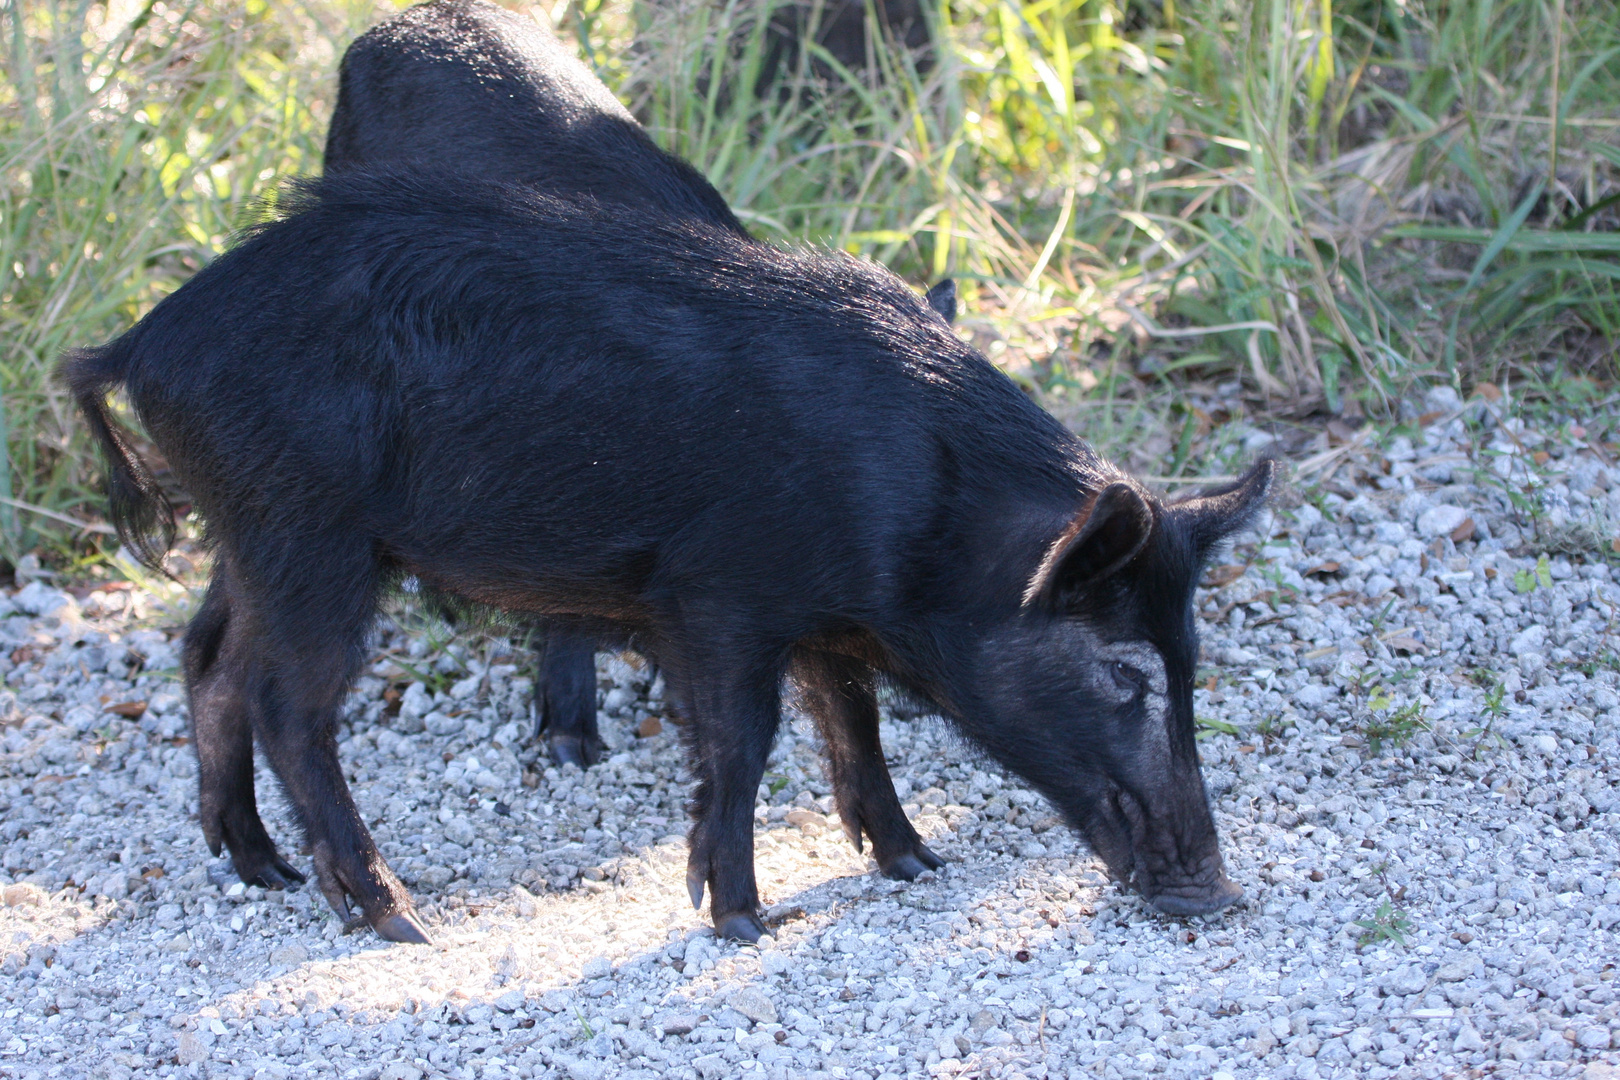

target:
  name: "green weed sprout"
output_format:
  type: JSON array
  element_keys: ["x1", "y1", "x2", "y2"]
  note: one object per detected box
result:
[{"x1": 1355, "y1": 900, "x2": 1413, "y2": 949}]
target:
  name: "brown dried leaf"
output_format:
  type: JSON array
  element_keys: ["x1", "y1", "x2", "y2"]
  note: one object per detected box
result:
[
  {"x1": 1326, "y1": 419, "x2": 1360, "y2": 444},
  {"x1": 1204, "y1": 565, "x2": 1246, "y2": 588}
]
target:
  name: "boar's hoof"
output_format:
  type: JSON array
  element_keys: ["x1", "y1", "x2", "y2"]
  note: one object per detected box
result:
[
  {"x1": 373, "y1": 910, "x2": 434, "y2": 945},
  {"x1": 546, "y1": 734, "x2": 601, "y2": 769},
  {"x1": 881, "y1": 844, "x2": 946, "y2": 881},
  {"x1": 1147, "y1": 876, "x2": 1244, "y2": 917},
  {"x1": 239, "y1": 853, "x2": 306, "y2": 891},
  {"x1": 714, "y1": 911, "x2": 770, "y2": 943}
]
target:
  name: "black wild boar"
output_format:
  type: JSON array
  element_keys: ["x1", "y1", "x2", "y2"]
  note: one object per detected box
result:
[
  {"x1": 64, "y1": 174, "x2": 1271, "y2": 944},
  {"x1": 629, "y1": 0, "x2": 932, "y2": 128},
  {"x1": 325, "y1": 0, "x2": 953, "y2": 769},
  {"x1": 325, "y1": 0, "x2": 742, "y2": 234},
  {"x1": 759, "y1": 0, "x2": 934, "y2": 86}
]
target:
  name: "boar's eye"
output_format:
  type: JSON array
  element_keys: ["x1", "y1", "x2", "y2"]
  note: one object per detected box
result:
[{"x1": 1110, "y1": 661, "x2": 1148, "y2": 695}]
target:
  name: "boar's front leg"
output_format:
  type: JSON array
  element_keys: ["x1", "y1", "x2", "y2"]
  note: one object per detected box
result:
[
  {"x1": 793, "y1": 650, "x2": 944, "y2": 880},
  {"x1": 183, "y1": 568, "x2": 304, "y2": 890},
  {"x1": 681, "y1": 662, "x2": 782, "y2": 943},
  {"x1": 532, "y1": 625, "x2": 604, "y2": 767}
]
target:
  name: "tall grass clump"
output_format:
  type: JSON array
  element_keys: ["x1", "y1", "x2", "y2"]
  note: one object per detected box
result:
[
  {"x1": 583, "y1": 0, "x2": 1620, "y2": 440},
  {"x1": 3, "y1": 0, "x2": 1617, "y2": 567}
]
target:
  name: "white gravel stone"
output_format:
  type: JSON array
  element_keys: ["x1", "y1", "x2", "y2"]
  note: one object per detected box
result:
[
  {"x1": 729, "y1": 985, "x2": 777, "y2": 1024},
  {"x1": 1416, "y1": 503, "x2": 1469, "y2": 538}
]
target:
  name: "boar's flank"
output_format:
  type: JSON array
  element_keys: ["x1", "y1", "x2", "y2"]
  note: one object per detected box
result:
[{"x1": 62, "y1": 172, "x2": 1273, "y2": 943}]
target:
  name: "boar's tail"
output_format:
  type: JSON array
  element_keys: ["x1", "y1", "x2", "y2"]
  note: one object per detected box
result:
[{"x1": 57, "y1": 345, "x2": 176, "y2": 575}]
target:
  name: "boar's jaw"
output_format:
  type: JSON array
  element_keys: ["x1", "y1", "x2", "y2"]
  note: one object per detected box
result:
[{"x1": 1085, "y1": 780, "x2": 1242, "y2": 916}]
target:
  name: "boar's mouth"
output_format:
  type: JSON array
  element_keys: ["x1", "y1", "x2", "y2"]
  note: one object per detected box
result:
[{"x1": 1086, "y1": 783, "x2": 1243, "y2": 917}]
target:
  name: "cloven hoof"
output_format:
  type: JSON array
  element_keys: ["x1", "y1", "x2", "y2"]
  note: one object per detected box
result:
[
  {"x1": 374, "y1": 911, "x2": 434, "y2": 944},
  {"x1": 714, "y1": 911, "x2": 771, "y2": 943}
]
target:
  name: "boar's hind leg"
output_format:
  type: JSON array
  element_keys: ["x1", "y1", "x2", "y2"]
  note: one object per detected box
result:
[
  {"x1": 682, "y1": 664, "x2": 781, "y2": 943},
  {"x1": 793, "y1": 651, "x2": 944, "y2": 881},
  {"x1": 184, "y1": 571, "x2": 306, "y2": 890},
  {"x1": 532, "y1": 625, "x2": 603, "y2": 767},
  {"x1": 236, "y1": 549, "x2": 429, "y2": 945}
]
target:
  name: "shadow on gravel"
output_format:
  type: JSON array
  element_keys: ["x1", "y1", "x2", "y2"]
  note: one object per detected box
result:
[{"x1": 181, "y1": 822, "x2": 1121, "y2": 1080}]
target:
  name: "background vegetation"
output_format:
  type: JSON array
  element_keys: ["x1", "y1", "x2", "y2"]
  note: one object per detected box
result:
[{"x1": 2, "y1": 0, "x2": 1617, "y2": 567}]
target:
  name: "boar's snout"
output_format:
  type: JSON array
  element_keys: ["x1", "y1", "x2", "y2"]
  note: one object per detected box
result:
[
  {"x1": 1145, "y1": 875, "x2": 1244, "y2": 916},
  {"x1": 1092, "y1": 783, "x2": 1243, "y2": 918}
]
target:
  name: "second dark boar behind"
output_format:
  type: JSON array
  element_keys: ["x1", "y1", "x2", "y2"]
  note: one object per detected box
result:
[
  {"x1": 325, "y1": 0, "x2": 752, "y2": 772},
  {"x1": 324, "y1": 0, "x2": 954, "y2": 772},
  {"x1": 65, "y1": 173, "x2": 1272, "y2": 943},
  {"x1": 325, "y1": 0, "x2": 744, "y2": 235}
]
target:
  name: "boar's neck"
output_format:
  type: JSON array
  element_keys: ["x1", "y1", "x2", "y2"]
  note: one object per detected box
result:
[{"x1": 879, "y1": 409, "x2": 1121, "y2": 713}]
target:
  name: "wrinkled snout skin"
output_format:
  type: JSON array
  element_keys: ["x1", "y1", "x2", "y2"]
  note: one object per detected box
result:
[
  {"x1": 1079, "y1": 665, "x2": 1244, "y2": 916},
  {"x1": 1088, "y1": 772, "x2": 1245, "y2": 916}
]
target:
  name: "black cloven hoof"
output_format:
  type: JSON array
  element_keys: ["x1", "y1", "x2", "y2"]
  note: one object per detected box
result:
[
  {"x1": 241, "y1": 854, "x2": 306, "y2": 891},
  {"x1": 880, "y1": 843, "x2": 946, "y2": 881},
  {"x1": 373, "y1": 911, "x2": 434, "y2": 944},
  {"x1": 546, "y1": 733, "x2": 601, "y2": 769},
  {"x1": 714, "y1": 911, "x2": 770, "y2": 944},
  {"x1": 687, "y1": 868, "x2": 706, "y2": 911}
]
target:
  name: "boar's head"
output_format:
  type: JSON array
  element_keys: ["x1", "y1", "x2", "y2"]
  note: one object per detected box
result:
[{"x1": 972, "y1": 458, "x2": 1276, "y2": 916}]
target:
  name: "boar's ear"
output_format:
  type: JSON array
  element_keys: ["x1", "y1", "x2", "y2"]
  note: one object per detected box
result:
[
  {"x1": 1023, "y1": 482, "x2": 1154, "y2": 607},
  {"x1": 925, "y1": 279, "x2": 957, "y2": 324},
  {"x1": 1169, "y1": 457, "x2": 1279, "y2": 560}
]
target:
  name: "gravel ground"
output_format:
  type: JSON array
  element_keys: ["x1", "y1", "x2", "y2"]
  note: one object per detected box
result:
[{"x1": 3, "y1": 396, "x2": 1620, "y2": 1080}]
